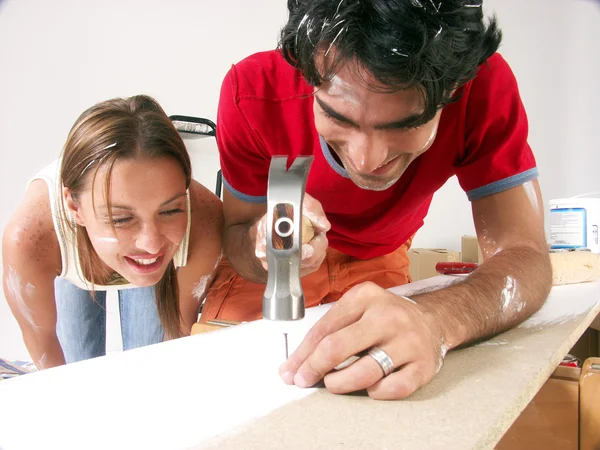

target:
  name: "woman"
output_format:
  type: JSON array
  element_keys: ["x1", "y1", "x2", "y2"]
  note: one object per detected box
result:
[{"x1": 2, "y1": 95, "x2": 223, "y2": 369}]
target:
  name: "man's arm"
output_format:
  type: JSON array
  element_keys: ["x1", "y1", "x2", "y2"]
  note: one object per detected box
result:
[
  {"x1": 415, "y1": 179, "x2": 552, "y2": 349},
  {"x1": 279, "y1": 180, "x2": 552, "y2": 400},
  {"x1": 222, "y1": 190, "x2": 269, "y2": 283}
]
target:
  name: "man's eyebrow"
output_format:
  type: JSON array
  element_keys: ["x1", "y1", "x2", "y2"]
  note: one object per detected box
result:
[
  {"x1": 98, "y1": 192, "x2": 187, "y2": 212},
  {"x1": 315, "y1": 96, "x2": 359, "y2": 128},
  {"x1": 315, "y1": 95, "x2": 425, "y2": 130},
  {"x1": 375, "y1": 113, "x2": 426, "y2": 130}
]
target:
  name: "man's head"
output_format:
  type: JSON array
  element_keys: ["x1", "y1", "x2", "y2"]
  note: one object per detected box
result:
[{"x1": 279, "y1": 0, "x2": 501, "y2": 190}]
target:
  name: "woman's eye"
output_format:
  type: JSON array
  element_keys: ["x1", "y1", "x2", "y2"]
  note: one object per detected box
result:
[
  {"x1": 160, "y1": 208, "x2": 185, "y2": 217},
  {"x1": 105, "y1": 217, "x2": 132, "y2": 226}
]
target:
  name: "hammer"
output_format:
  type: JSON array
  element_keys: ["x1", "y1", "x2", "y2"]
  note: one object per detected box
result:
[
  {"x1": 190, "y1": 156, "x2": 314, "y2": 338},
  {"x1": 263, "y1": 156, "x2": 314, "y2": 321}
]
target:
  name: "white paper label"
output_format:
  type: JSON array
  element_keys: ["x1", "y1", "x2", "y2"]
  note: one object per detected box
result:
[{"x1": 550, "y1": 208, "x2": 586, "y2": 247}]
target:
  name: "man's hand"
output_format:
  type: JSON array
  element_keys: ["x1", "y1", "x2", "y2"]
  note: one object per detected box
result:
[
  {"x1": 278, "y1": 281, "x2": 447, "y2": 400},
  {"x1": 254, "y1": 193, "x2": 331, "y2": 277}
]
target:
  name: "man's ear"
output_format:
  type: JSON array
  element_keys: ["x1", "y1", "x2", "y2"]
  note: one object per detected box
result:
[{"x1": 63, "y1": 187, "x2": 86, "y2": 226}]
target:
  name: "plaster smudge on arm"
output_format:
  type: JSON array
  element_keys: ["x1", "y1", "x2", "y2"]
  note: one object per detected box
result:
[
  {"x1": 193, "y1": 274, "x2": 211, "y2": 302},
  {"x1": 6, "y1": 266, "x2": 40, "y2": 332},
  {"x1": 192, "y1": 252, "x2": 223, "y2": 302}
]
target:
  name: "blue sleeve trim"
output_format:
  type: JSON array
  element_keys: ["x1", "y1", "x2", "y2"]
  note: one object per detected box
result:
[
  {"x1": 222, "y1": 177, "x2": 267, "y2": 204},
  {"x1": 467, "y1": 168, "x2": 539, "y2": 201}
]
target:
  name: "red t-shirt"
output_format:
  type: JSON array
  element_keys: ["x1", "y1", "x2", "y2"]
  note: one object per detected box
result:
[{"x1": 217, "y1": 50, "x2": 538, "y2": 259}]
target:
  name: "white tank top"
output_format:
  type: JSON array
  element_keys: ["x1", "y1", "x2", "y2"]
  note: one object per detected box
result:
[{"x1": 30, "y1": 159, "x2": 191, "y2": 291}]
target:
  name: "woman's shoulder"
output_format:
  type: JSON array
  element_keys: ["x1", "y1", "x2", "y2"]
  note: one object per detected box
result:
[
  {"x1": 188, "y1": 180, "x2": 224, "y2": 235},
  {"x1": 189, "y1": 179, "x2": 223, "y2": 225},
  {"x1": 3, "y1": 179, "x2": 61, "y2": 271}
]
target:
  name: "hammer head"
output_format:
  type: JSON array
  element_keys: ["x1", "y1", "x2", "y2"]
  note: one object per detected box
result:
[{"x1": 262, "y1": 156, "x2": 314, "y2": 321}]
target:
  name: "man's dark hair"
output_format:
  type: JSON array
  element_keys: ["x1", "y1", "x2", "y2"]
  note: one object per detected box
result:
[{"x1": 279, "y1": 0, "x2": 502, "y2": 126}]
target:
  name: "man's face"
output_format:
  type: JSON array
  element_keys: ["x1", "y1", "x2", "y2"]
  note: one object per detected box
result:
[{"x1": 313, "y1": 62, "x2": 441, "y2": 191}]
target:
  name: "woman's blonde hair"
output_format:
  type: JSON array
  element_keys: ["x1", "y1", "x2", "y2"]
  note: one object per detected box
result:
[{"x1": 60, "y1": 95, "x2": 191, "y2": 338}]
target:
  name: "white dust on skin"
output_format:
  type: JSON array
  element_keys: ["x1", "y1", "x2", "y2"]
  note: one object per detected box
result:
[
  {"x1": 6, "y1": 266, "x2": 40, "y2": 332},
  {"x1": 478, "y1": 220, "x2": 528, "y2": 318},
  {"x1": 436, "y1": 338, "x2": 448, "y2": 374},
  {"x1": 35, "y1": 352, "x2": 48, "y2": 369},
  {"x1": 92, "y1": 235, "x2": 119, "y2": 244},
  {"x1": 479, "y1": 216, "x2": 502, "y2": 260},
  {"x1": 399, "y1": 295, "x2": 417, "y2": 305},
  {"x1": 519, "y1": 287, "x2": 598, "y2": 329},
  {"x1": 301, "y1": 243, "x2": 314, "y2": 260},
  {"x1": 192, "y1": 252, "x2": 223, "y2": 302},
  {"x1": 192, "y1": 275, "x2": 211, "y2": 303},
  {"x1": 254, "y1": 216, "x2": 268, "y2": 260},
  {"x1": 475, "y1": 339, "x2": 525, "y2": 351},
  {"x1": 326, "y1": 75, "x2": 361, "y2": 108},
  {"x1": 476, "y1": 339, "x2": 508, "y2": 347},
  {"x1": 523, "y1": 181, "x2": 541, "y2": 217},
  {"x1": 500, "y1": 275, "x2": 525, "y2": 315}
]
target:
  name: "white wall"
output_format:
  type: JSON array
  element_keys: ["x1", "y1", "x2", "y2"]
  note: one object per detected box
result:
[
  {"x1": 414, "y1": 0, "x2": 600, "y2": 251},
  {"x1": 1, "y1": 0, "x2": 599, "y2": 361},
  {"x1": 0, "y1": 0, "x2": 288, "y2": 360}
]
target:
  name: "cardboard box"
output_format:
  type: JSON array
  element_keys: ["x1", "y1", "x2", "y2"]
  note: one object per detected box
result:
[
  {"x1": 495, "y1": 366, "x2": 581, "y2": 450},
  {"x1": 461, "y1": 235, "x2": 483, "y2": 263},
  {"x1": 580, "y1": 358, "x2": 600, "y2": 450},
  {"x1": 408, "y1": 248, "x2": 461, "y2": 281}
]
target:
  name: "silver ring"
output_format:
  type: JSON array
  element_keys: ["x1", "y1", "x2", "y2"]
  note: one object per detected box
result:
[{"x1": 368, "y1": 347, "x2": 394, "y2": 377}]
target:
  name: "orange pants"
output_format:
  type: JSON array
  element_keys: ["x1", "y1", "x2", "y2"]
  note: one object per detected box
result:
[{"x1": 201, "y1": 240, "x2": 412, "y2": 323}]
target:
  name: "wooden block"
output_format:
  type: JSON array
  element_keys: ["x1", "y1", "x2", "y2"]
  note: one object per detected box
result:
[
  {"x1": 580, "y1": 357, "x2": 600, "y2": 450},
  {"x1": 550, "y1": 251, "x2": 600, "y2": 286}
]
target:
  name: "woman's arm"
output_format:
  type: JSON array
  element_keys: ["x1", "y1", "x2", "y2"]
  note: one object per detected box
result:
[
  {"x1": 175, "y1": 180, "x2": 224, "y2": 335},
  {"x1": 2, "y1": 180, "x2": 64, "y2": 369}
]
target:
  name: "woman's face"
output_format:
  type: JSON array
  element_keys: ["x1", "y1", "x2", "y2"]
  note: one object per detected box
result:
[{"x1": 66, "y1": 156, "x2": 188, "y2": 287}]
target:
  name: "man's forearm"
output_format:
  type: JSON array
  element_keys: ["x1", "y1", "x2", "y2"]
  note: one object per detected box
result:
[
  {"x1": 224, "y1": 222, "x2": 268, "y2": 284},
  {"x1": 415, "y1": 245, "x2": 552, "y2": 350}
]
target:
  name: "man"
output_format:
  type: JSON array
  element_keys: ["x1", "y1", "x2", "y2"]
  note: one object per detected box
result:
[{"x1": 203, "y1": 0, "x2": 552, "y2": 400}]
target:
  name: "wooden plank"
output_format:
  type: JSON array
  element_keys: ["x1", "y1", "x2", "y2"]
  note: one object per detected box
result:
[{"x1": 0, "y1": 277, "x2": 599, "y2": 450}]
